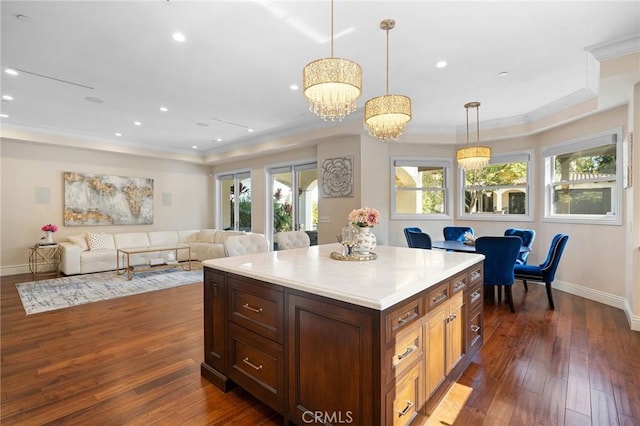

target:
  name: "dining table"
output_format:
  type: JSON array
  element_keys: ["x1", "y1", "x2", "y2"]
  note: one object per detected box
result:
[{"x1": 431, "y1": 240, "x2": 531, "y2": 254}]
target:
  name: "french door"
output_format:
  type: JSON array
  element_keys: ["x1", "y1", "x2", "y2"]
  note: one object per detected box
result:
[
  {"x1": 268, "y1": 162, "x2": 317, "y2": 249},
  {"x1": 218, "y1": 171, "x2": 251, "y2": 231}
]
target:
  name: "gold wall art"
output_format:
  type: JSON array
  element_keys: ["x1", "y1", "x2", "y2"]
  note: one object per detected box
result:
[{"x1": 64, "y1": 172, "x2": 154, "y2": 226}]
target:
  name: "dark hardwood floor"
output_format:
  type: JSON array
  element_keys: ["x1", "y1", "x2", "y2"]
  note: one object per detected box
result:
[{"x1": 2, "y1": 272, "x2": 639, "y2": 425}]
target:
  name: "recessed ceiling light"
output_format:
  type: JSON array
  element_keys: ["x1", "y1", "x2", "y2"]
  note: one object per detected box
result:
[
  {"x1": 115, "y1": 132, "x2": 122, "y2": 137},
  {"x1": 0, "y1": 113, "x2": 9, "y2": 118},
  {"x1": 172, "y1": 32, "x2": 186, "y2": 42},
  {"x1": 16, "y1": 14, "x2": 31, "y2": 21},
  {"x1": 290, "y1": 84, "x2": 299, "y2": 90},
  {"x1": 192, "y1": 145, "x2": 198, "y2": 149},
  {"x1": 160, "y1": 106, "x2": 168, "y2": 112},
  {"x1": 134, "y1": 121, "x2": 142, "y2": 126},
  {"x1": 498, "y1": 71, "x2": 509, "y2": 77},
  {"x1": 216, "y1": 137, "x2": 223, "y2": 142},
  {"x1": 2, "y1": 95, "x2": 14, "y2": 101},
  {"x1": 247, "y1": 128, "x2": 254, "y2": 133},
  {"x1": 196, "y1": 122, "x2": 209, "y2": 127},
  {"x1": 436, "y1": 60, "x2": 447, "y2": 68},
  {"x1": 84, "y1": 96, "x2": 104, "y2": 103},
  {"x1": 4, "y1": 68, "x2": 18, "y2": 76}
]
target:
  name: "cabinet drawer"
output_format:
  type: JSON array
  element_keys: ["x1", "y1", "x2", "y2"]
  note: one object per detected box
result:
[
  {"x1": 385, "y1": 296, "x2": 423, "y2": 343},
  {"x1": 426, "y1": 282, "x2": 449, "y2": 312},
  {"x1": 468, "y1": 264, "x2": 483, "y2": 286},
  {"x1": 467, "y1": 283, "x2": 483, "y2": 312},
  {"x1": 450, "y1": 273, "x2": 467, "y2": 296},
  {"x1": 228, "y1": 324, "x2": 284, "y2": 412},
  {"x1": 384, "y1": 323, "x2": 423, "y2": 384},
  {"x1": 467, "y1": 307, "x2": 483, "y2": 355},
  {"x1": 385, "y1": 361, "x2": 424, "y2": 426},
  {"x1": 228, "y1": 276, "x2": 284, "y2": 343}
]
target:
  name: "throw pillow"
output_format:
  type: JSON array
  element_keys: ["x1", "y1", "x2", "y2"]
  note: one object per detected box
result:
[
  {"x1": 67, "y1": 234, "x2": 89, "y2": 251},
  {"x1": 86, "y1": 232, "x2": 110, "y2": 251}
]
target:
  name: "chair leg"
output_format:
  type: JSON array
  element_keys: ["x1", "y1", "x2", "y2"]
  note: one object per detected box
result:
[
  {"x1": 522, "y1": 279, "x2": 528, "y2": 292},
  {"x1": 505, "y1": 286, "x2": 515, "y2": 313},
  {"x1": 545, "y1": 281, "x2": 555, "y2": 310},
  {"x1": 497, "y1": 286, "x2": 503, "y2": 303}
]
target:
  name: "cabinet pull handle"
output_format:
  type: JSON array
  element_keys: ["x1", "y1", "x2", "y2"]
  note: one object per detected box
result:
[
  {"x1": 471, "y1": 271, "x2": 481, "y2": 281},
  {"x1": 398, "y1": 400, "x2": 414, "y2": 417},
  {"x1": 471, "y1": 325, "x2": 481, "y2": 333},
  {"x1": 397, "y1": 345, "x2": 415, "y2": 361},
  {"x1": 471, "y1": 291, "x2": 481, "y2": 303},
  {"x1": 243, "y1": 357, "x2": 263, "y2": 371},
  {"x1": 454, "y1": 280, "x2": 465, "y2": 290},
  {"x1": 242, "y1": 303, "x2": 263, "y2": 313},
  {"x1": 431, "y1": 293, "x2": 447, "y2": 305},
  {"x1": 397, "y1": 311, "x2": 415, "y2": 325}
]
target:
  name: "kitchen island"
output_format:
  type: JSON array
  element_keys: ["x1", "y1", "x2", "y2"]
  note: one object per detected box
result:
[{"x1": 202, "y1": 243, "x2": 484, "y2": 425}]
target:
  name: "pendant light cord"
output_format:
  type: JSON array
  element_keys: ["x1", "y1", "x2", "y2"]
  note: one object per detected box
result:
[
  {"x1": 330, "y1": 0, "x2": 334, "y2": 57},
  {"x1": 385, "y1": 26, "x2": 390, "y2": 94}
]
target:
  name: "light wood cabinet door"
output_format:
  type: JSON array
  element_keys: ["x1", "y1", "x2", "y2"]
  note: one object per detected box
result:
[
  {"x1": 426, "y1": 304, "x2": 447, "y2": 397},
  {"x1": 426, "y1": 292, "x2": 465, "y2": 397},
  {"x1": 446, "y1": 294, "x2": 464, "y2": 373}
]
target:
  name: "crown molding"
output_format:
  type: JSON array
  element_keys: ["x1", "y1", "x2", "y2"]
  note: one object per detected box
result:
[{"x1": 585, "y1": 33, "x2": 640, "y2": 61}]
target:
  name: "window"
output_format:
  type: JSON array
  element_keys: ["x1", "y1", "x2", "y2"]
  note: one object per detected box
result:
[
  {"x1": 217, "y1": 171, "x2": 251, "y2": 231},
  {"x1": 391, "y1": 158, "x2": 452, "y2": 219},
  {"x1": 459, "y1": 151, "x2": 532, "y2": 221},
  {"x1": 543, "y1": 128, "x2": 622, "y2": 225}
]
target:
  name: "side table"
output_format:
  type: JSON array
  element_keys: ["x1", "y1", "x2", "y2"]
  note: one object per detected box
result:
[{"x1": 29, "y1": 244, "x2": 61, "y2": 279}]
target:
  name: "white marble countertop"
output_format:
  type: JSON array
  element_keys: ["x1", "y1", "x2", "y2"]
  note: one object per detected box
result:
[{"x1": 202, "y1": 243, "x2": 484, "y2": 311}]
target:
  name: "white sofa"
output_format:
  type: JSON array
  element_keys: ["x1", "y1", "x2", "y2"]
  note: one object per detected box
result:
[{"x1": 59, "y1": 229, "x2": 245, "y2": 275}]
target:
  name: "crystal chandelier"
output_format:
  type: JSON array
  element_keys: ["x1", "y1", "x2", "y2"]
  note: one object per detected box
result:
[
  {"x1": 364, "y1": 19, "x2": 411, "y2": 142},
  {"x1": 303, "y1": 0, "x2": 362, "y2": 121},
  {"x1": 456, "y1": 101, "x2": 491, "y2": 171}
]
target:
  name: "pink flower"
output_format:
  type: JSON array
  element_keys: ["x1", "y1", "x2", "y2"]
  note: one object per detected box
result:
[
  {"x1": 41, "y1": 224, "x2": 58, "y2": 232},
  {"x1": 348, "y1": 207, "x2": 380, "y2": 227}
]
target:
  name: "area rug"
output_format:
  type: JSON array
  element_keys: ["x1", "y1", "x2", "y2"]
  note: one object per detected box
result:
[{"x1": 16, "y1": 268, "x2": 203, "y2": 315}]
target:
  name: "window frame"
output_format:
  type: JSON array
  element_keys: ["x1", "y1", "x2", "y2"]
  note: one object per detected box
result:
[
  {"x1": 390, "y1": 157, "x2": 453, "y2": 221},
  {"x1": 458, "y1": 150, "x2": 534, "y2": 222},
  {"x1": 542, "y1": 127, "x2": 623, "y2": 226}
]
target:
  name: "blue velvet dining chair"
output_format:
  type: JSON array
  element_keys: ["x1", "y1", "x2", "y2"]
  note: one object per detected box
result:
[
  {"x1": 504, "y1": 228, "x2": 536, "y2": 265},
  {"x1": 475, "y1": 236, "x2": 522, "y2": 313},
  {"x1": 514, "y1": 234, "x2": 569, "y2": 310},
  {"x1": 403, "y1": 227, "x2": 422, "y2": 247},
  {"x1": 405, "y1": 230, "x2": 432, "y2": 249},
  {"x1": 443, "y1": 226, "x2": 474, "y2": 242}
]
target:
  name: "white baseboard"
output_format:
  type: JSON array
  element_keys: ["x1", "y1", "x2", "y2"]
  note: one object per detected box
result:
[
  {"x1": 1, "y1": 264, "x2": 30, "y2": 277},
  {"x1": 550, "y1": 279, "x2": 639, "y2": 331}
]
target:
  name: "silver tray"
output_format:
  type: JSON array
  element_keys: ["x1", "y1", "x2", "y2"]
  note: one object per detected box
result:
[{"x1": 330, "y1": 251, "x2": 377, "y2": 261}]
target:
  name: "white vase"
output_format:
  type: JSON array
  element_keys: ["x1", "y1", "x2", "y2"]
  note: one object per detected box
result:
[
  {"x1": 354, "y1": 226, "x2": 376, "y2": 255},
  {"x1": 45, "y1": 231, "x2": 54, "y2": 244}
]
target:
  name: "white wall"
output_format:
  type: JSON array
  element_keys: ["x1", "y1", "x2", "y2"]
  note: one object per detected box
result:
[{"x1": 0, "y1": 139, "x2": 212, "y2": 275}]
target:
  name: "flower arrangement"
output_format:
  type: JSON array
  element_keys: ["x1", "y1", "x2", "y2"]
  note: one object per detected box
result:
[
  {"x1": 348, "y1": 207, "x2": 380, "y2": 228},
  {"x1": 41, "y1": 224, "x2": 58, "y2": 233}
]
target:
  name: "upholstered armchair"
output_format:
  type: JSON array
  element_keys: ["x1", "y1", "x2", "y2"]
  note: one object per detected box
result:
[
  {"x1": 514, "y1": 234, "x2": 569, "y2": 310},
  {"x1": 223, "y1": 234, "x2": 268, "y2": 257},
  {"x1": 504, "y1": 228, "x2": 535, "y2": 264},
  {"x1": 275, "y1": 230, "x2": 310, "y2": 250},
  {"x1": 405, "y1": 230, "x2": 432, "y2": 249},
  {"x1": 403, "y1": 227, "x2": 422, "y2": 247},
  {"x1": 475, "y1": 236, "x2": 522, "y2": 313},
  {"x1": 443, "y1": 226, "x2": 474, "y2": 242}
]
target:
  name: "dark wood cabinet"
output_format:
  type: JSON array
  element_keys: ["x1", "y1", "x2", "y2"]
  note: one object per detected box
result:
[{"x1": 202, "y1": 260, "x2": 483, "y2": 425}]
